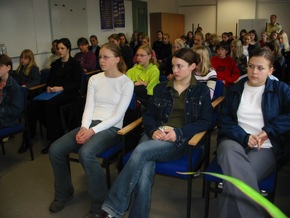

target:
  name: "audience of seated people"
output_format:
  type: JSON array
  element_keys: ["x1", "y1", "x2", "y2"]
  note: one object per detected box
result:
[
  {"x1": 9, "y1": 22, "x2": 290, "y2": 218},
  {"x1": 74, "y1": 37, "x2": 96, "y2": 73},
  {"x1": 15, "y1": 28, "x2": 290, "y2": 150}
]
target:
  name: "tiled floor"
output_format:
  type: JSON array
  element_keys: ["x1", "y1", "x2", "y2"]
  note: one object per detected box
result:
[{"x1": 1, "y1": 130, "x2": 290, "y2": 218}]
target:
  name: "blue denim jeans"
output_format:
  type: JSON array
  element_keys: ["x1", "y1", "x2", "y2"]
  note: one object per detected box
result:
[
  {"x1": 102, "y1": 134, "x2": 187, "y2": 218},
  {"x1": 49, "y1": 120, "x2": 120, "y2": 211}
]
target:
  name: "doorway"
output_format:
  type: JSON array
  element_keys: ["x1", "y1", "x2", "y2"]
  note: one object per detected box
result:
[{"x1": 132, "y1": 1, "x2": 148, "y2": 35}]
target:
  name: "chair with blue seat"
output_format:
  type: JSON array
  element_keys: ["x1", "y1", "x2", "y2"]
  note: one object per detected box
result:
[
  {"x1": 0, "y1": 87, "x2": 34, "y2": 160},
  {"x1": 203, "y1": 156, "x2": 278, "y2": 218},
  {"x1": 28, "y1": 69, "x2": 50, "y2": 94}
]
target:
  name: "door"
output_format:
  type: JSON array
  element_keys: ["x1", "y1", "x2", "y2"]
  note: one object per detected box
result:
[{"x1": 132, "y1": 1, "x2": 148, "y2": 35}]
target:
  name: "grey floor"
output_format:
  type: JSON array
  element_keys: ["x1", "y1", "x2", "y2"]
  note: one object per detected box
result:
[{"x1": 1, "y1": 129, "x2": 290, "y2": 218}]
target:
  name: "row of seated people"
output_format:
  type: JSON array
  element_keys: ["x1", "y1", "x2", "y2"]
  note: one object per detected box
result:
[
  {"x1": 2, "y1": 40, "x2": 290, "y2": 217},
  {"x1": 48, "y1": 45, "x2": 290, "y2": 218},
  {"x1": 80, "y1": 29, "x2": 290, "y2": 86},
  {"x1": 9, "y1": 31, "x2": 289, "y2": 156},
  {"x1": 3, "y1": 33, "x2": 247, "y2": 154},
  {"x1": 4, "y1": 32, "x2": 286, "y2": 152}
]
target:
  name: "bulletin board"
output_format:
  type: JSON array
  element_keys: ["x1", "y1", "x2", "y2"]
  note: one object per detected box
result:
[{"x1": 49, "y1": 0, "x2": 88, "y2": 48}]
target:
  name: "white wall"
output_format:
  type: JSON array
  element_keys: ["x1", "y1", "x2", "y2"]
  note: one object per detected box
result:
[
  {"x1": 11, "y1": 0, "x2": 134, "y2": 70},
  {"x1": 217, "y1": 0, "x2": 256, "y2": 36},
  {"x1": 147, "y1": 0, "x2": 178, "y2": 13},
  {"x1": 179, "y1": 5, "x2": 216, "y2": 35}
]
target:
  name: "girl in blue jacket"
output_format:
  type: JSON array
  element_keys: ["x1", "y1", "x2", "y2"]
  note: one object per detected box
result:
[{"x1": 217, "y1": 47, "x2": 290, "y2": 218}]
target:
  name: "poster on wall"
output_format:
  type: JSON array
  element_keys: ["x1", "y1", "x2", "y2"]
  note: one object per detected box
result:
[
  {"x1": 100, "y1": 0, "x2": 125, "y2": 30},
  {"x1": 100, "y1": 0, "x2": 113, "y2": 29},
  {"x1": 113, "y1": 0, "x2": 125, "y2": 28}
]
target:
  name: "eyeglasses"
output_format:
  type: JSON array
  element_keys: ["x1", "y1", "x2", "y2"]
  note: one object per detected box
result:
[
  {"x1": 136, "y1": 54, "x2": 148, "y2": 58},
  {"x1": 99, "y1": 55, "x2": 114, "y2": 60}
]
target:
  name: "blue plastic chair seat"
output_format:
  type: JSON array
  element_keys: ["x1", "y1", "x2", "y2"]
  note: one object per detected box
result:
[
  {"x1": 0, "y1": 124, "x2": 24, "y2": 138},
  {"x1": 97, "y1": 142, "x2": 122, "y2": 159},
  {"x1": 155, "y1": 146, "x2": 204, "y2": 179},
  {"x1": 123, "y1": 146, "x2": 204, "y2": 179},
  {"x1": 205, "y1": 156, "x2": 276, "y2": 192}
]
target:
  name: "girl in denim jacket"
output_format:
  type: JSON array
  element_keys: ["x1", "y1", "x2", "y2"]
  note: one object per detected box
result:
[{"x1": 101, "y1": 48, "x2": 213, "y2": 218}]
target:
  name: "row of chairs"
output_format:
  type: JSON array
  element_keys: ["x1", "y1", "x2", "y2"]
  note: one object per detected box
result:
[
  {"x1": 75, "y1": 79, "x2": 277, "y2": 218},
  {"x1": 66, "y1": 80, "x2": 225, "y2": 218},
  {"x1": 1, "y1": 78, "x2": 278, "y2": 217}
]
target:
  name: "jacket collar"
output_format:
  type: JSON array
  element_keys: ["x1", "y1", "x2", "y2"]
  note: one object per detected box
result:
[
  {"x1": 5, "y1": 74, "x2": 13, "y2": 87},
  {"x1": 166, "y1": 73, "x2": 197, "y2": 91},
  {"x1": 233, "y1": 76, "x2": 275, "y2": 94}
]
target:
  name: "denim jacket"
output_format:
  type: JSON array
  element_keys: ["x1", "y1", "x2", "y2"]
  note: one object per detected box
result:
[
  {"x1": 143, "y1": 77, "x2": 213, "y2": 147},
  {"x1": 218, "y1": 77, "x2": 290, "y2": 157},
  {"x1": 0, "y1": 75, "x2": 23, "y2": 128}
]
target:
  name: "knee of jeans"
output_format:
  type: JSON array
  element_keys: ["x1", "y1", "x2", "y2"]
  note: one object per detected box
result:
[
  {"x1": 78, "y1": 146, "x2": 95, "y2": 163},
  {"x1": 49, "y1": 141, "x2": 61, "y2": 157},
  {"x1": 130, "y1": 145, "x2": 146, "y2": 162},
  {"x1": 138, "y1": 163, "x2": 155, "y2": 187}
]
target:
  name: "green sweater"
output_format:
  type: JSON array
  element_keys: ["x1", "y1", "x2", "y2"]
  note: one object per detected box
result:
[{"x1": 126, "y1": 63, "x2": 160, "y2": 95}]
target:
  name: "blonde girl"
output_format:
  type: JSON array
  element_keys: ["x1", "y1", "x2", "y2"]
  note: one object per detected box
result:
[
  {"x1": 14, "y1": 49, "x2": 40, "y2": 88},
  {"x1": 278, "y1": 31, "x2": 290, "y2": 54},
  {"x1": 126, "y1": 45, "x2": 160, "y2": 105},
  {"x1": 192, "y1": 45, "x2": 217, "y2": 99},
  {"x1": 133, "y1": 35, "x2": 156, "y2": 63},
  {"x1": 230, "y1": 39, "x2": 248, "y2": 75}
]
